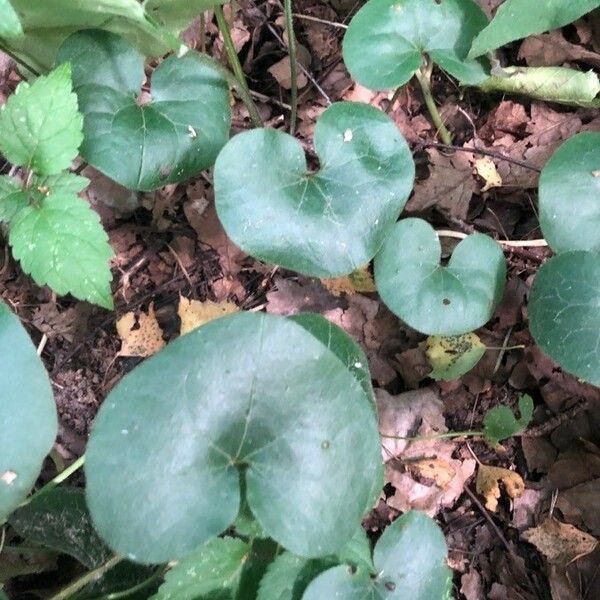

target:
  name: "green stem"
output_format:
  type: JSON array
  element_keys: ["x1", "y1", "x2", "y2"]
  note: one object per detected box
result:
[
  {"x1": 105, "y1": 567, "x2": 166, "y2": 599},
  {"x1": 380, "y1": 430, "x2": 483, "y2": 442},
  {"x1": 49, "y1": 555, "x2": 122, "y2": 600},
  {"x1": 283, "y1": 0, "x2": 298, "y2": 135},
  {"x1": 214, "y1": 6, "x2": 263, "y2": 128},
  {"x1": 415, "y1": 62, "x2": 452, "y2": 145}
]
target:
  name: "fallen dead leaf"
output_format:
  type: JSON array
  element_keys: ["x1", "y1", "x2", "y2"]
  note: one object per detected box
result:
[
  {"x1": 519, "y1": 31, "x2": 600, "y2": 70},
  {"x1": 268, "y1": 43, "x2": 311, "y2": 89},
  {"x1": 476, "y1": 464, "x2": 525, "y2": 512},
  {"x1": 474, "y1": 157, "x2": 502, "y2": 192},
  {"x1": 321, "y1": 266, "x2": 376, "y2": 297},
  {"x1": 116, "y1": 303, "x2": 165, "y2": 357},
  {"x1": 178, "y1": 296, "x2": 239, "y2": 336},
  {"x1": 522, "y1": 517, "x2": 597, "y2": 567}
]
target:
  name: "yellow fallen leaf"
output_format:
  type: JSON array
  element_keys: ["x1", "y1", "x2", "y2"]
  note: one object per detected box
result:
[
  {"x1": 178, "y1": 296, "x2": 239, "y2": 336},
  {"x1": 522, "y1": 517, "x2": 597, "y2": 567},
  {"x1": 321, "y1": 266, "x2": 376, "y2": 297},
  {"x1": 116, "y1": 303, "x2": 165, "y2": 357},
  {"x1": 476, "y1": 464, "x2": 524, "y2": 511},
  {"x1": 425, "y1": 333, "x2": 486, "y2": 381},
  {"x1": 408, "y1": 457, "x2": 457, "y2": 488},
  {"x1": 474, "y1": 157, "x2": 502, "y2": 192}
]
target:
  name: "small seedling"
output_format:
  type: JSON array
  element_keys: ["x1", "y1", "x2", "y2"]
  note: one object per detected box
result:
[{"x1": 483, "y1": 395, "x2": 534, "y2": 448}]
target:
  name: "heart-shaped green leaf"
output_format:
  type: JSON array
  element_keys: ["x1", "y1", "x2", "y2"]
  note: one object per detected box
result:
[
  {"x1": 86, "y1": 312, "x2": 381, "y2": 563},
  {"x1": 374, "y1": 219, "x2": 506, "y2": 335},
  {"x1": 0, "y1": 301, "x2": 57, "y2": 521},
  {"x1": 483, "y1": 395, "x2": 533, "y2": 447},
  {"x1": 0, "y1": 0, "x2": 22, "y2": 39},
  {"x1": 302, "y1": 511, "x2": 452, "y2": 599},
  {"x1": 539, "y1": 132, "x2": 600, "y2": 254},
  {"x1": 57, "y1": 29, "x2": 231, "y2": 191},
  {"x1": 529, "y1": 251, "x2": 600, "y2": 387},
  {"x1": 214, "y1": 102, "x2": 414, "y2": 277},
  {"x1": 9, "y1": 488, "x2": 111, "y2": 569},
  {"x1": 343, "y1": 0, "x2": 489, "y2": 91}
]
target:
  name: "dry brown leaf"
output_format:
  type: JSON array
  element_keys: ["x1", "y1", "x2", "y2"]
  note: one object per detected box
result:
[
  {"x1": 178, "y1": 296, "x2": 239, "y2": 336},
  {"x1": 476, "y1": 465, "x2": 525, "y2": 512},
  {"x1": 473, "y1": 157, "x2": 502, "y2": 192},
  {"x1": 522, "y1": 517, "x2": 598, "y2": 567},
  {"x1": 116, "y1": 304, "x2": 165, "y2": 357},
  {"x1": 519, "y1": 31, "x2": 600, "y2": 70},
  {"x1": 268, "y1": 44, "x2": 311, "y2": 90}
]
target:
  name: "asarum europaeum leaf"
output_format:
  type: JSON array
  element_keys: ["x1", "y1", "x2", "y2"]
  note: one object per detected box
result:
[
  {"x1": 538, "y1": 132, "x2": 600, "y2": 254},
  {"x1": 302, "y1": 511, "x2": 452, "y2": 600},
  {"x1": 529, "y1": 251, "x2": 600, "y2": 387},
  {"x1": 374, "y1": 218, "x2": 506, "y2": 336},
  {"x1": 85, "y1": 312, "x2": 382, "y2": 563},
  {"x1": 343, "y1": 0, "x2": 489, "y2": 91},
  {"x1": 57, "y1": 29, "x2": 231, "y2": 191},
  {"x1": 0, "y1": 301, "x2": 57, "y2": 521},
  {"x1": 214, "y1": 101, "x2": 415, "y2": 278}
]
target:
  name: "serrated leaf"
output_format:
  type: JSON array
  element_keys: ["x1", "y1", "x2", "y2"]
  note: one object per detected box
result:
[
  {"x1": 426, "y1": 333, "x2": 486, "y2": 381},
  {"x1": 0, "y1": 301, "x2": 57, "y2": 521},
  {"x1": 529, "y1": 251, "x2": 600, "y2": 387},
  {"x1": 343, "y1": 0, "x2": 489, "y2": 90},
  {"x1": 57, "y1": 29, "x2": 231, "y2": 191},
  {"x1": 85, "y1": 313, "x2": 381, "y2": 563},
  {"x1": 0, "y1": 0, "x2": 23, "y2": 38},
  {"x1": 0, "y1": 63, "x2": 83, "y2": 175},
  {"x1": 9, "y1": 191, "x2": 114, "y2": 308},
  {"x1": 374, "y1": 218, "x2": 506, "y2": 335},
  {"x1": 483, "y1": 395, "x2": 533, "y2": 447},
  {"x1": 469, "y1": 0, "x2": 600, "y2": 59},
  {"x1": 9, "y1": 488, "x2": 111, "y2": 569},
  {"x1": 214, "y1": 101, "x2": 415, "y2": 277},
  {"x1": 539, "y1": 132, "x2": 600, "y2": 254},
  {"x1": 151, "y1": 537, "x2": 249, "y2": 600},
  {"x1": 0, "y1": 175, "x2": 27, "y2": 223}
]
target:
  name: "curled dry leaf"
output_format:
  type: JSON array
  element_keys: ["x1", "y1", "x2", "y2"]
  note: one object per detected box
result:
[
  {"x1": 116, "y1": 303, "x2": 165, "y2": 357},
  {"x1": 522, "y1": 517, "x2": 597, "y2": 567},
  {"x1": 473, "y1": 157, "x2": 502, "y2": 192},
  {"x1": 178, "y1": 296, "x2": 239, "y2": 336},
  {"x1": 476, "y1": 464, "x2": 525, "y2": 512}
]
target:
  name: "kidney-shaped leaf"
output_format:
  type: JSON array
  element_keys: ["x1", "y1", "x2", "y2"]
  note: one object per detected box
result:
[
  {"x1": 529, "y1": 251, "x2": 600, "y2": 387},
  {"x1": 0, "y1": 301, "x2": 57, "y2": 521},
  {"x1": 343, "y1": 0, "x2": 489, "y2": 91},
  {"x1": 302, "y1": 511, "x2": 451, "y2": 599},
  {"x1": 57, "y1": 29, "x2": 230, "y2": 191},
  {"x1": 374, "y1": 219, "x2": 506, "y2": 335},
  {"x1": 539, "y1": 132, "x2": 600, "y2": 254},
  {"x1": 86, "y1": 312, "x2": 381, "y2": 563},
  {"x1": 214, "y1": 102, "x2": 414, "y2": 277}
]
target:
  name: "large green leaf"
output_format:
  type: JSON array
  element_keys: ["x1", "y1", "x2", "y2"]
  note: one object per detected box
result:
[
  {"x1": 0, "y1": 301, "x2": 56, "y2": 521},
  {"x1": 9, "y1": 488, "x2": 111, "y2": 569},
  {"x1": 529, "y1": 251, "x2": 600, "y2": 387},
  {"x1": 0, "y1": 176, "x2": 27, "y2": 223},
  {"x1": 0, "y1": 0, "x2": 23, "y2": 38},
  {"x1": 57, "y1": 29, "x2": 230, "y2": 191},
  {"x1": 214, "y1": 101, "x2": 414, "y2": 277},
  {"x1": 302, "y1": 511, "x2": 452, "y2": 599},
  {"x1": 9, "y1": 180, "x2": 114, "y2": 308},
  {"x1": 85, "y1": 312, "x2": 381, "y2": 563},
  {"x1": 539, "y1": 132, "x2": 600, "y2": 254},
  {"x1": 343, "y1": 0, "x2": 489, "y2": 90},
  {"x1": 469, "y1": 0, "x2": 600, "y2": 59},
  {"x1": 374, "y1": 219, "x2": 506, "y2": 335},
  {"x1": 0, "y1": 63, "x2": 82, "y2": 175}
]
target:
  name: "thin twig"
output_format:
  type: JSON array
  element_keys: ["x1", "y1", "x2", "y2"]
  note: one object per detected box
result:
[
  {"x1": 435, "y1": 229, "x2": 548, "y2": 247},
  {"x1": 49, "y1": 555, "x2": 122, "y2": 600},
  {"x1": 292, "y1": 13, "x2": 348, "y2": 29},
  {"x1": 385, "y1": 86, "x2": 404, "y2": 114}
]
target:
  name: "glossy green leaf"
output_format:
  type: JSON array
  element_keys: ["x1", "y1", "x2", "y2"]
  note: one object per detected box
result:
[
  {"x1": 484, "y1": 395, "x2": 533, "y2": 447},
  {"x1": 57, "y1": 29, "x2": 231, "y2": 191},
  {"x1": 426, "y1": 333, "x2": 486, "y2": 381},
  {"x1": 9, "y1": 488, "x2": 111, "y2": 569},
  {"x1": 529, "y1": 251, "x2": 600, "y2": 387},
  {"x1": 215, "y1": 102, "x2": 414, "y2": 277},
  {"x1": 0, "y1": 63, "x2": 83, "y2": 175},
  {"x1": 151, "y1": 537, "x2": 249, "y2": 599},
  {"x1": 0, "y1": 176, "x2": 27, "y2": 223},
  {"x1": 0, "y1": 301, "x2": 57, "y2": 521},
  {"x1": 0, "y1": 0, "x2": 23, "y2": 38},
  {"x1": 374, "y1": 218, "x2": 506, "y2": 335},
  {"x1": 343, "y1": 0, "x2": 489, "y2": 90},
  {"x1": 303, "y1": 511, "x2": 452, "y2": 599},
  {"x1": 539, "y1": 132, "x2": 600, "y2": 254},
  {"x1": 86, "y1": 312, "x2": 381, "y2": 563},
  {"x1": 469, "y1": 0, "x2": 600, "y2": 59},
  {"x1": 9, "y1": 184, "x2": 114, "y2": 308},
  {"x1": 478, "y1": 66, "x2": 600, "y2": 108}
]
